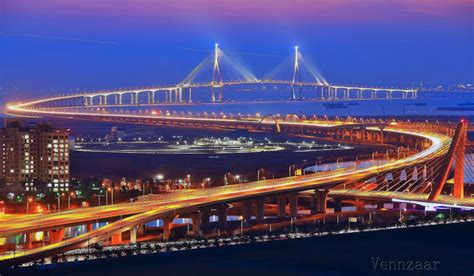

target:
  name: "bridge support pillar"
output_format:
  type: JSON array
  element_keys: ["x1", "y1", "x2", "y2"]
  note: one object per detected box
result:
[
  {"x1": 137, "y1": 224, "x2": 146, "y2": 235},
  {"x1": 289, "y1": 194, "x2": 298, "y2": 217},
  {"x1": 191, "y1": 212, "x2": 203, "y2": 237},
  {"x1": 162, "y1": 218, "x2": 172, "y2": 240},
  {"x1": 242, "y1": 200, "x2": 253, "y2": 222},
  {"x1": 356, "y1": 199, "x2": 365, "y2": 212},
  {"x1": 129, "y1": 226, "x2": 137, "y2": 244},
  {"x1": 218, "y1": 204, "x2": 229, "y2": 228},
  {"x1": 454, "y1": 126, "x2": 466, "y2": 198},
  {"x1": 25, "y1": 233, "x2": 35, "y2": 249},
  {"x1": 111, "y1": 232, "x2": 123, "y2": 245},
  {"x1": 277, "y1": 195, "x2": 287, "y2": 218},
  {"x1": 178, "y1": 88, "x2": 183, "y2": 103},
  {"x1": 86, "y1": 223, "x2": 93, "y2": 232},
  {"x1": 188, "y1": 87, "x2": 192, "y2": 102},
  {"x1": 201, "y1": 209, "x2": 210, "y2": 229},
  {"x1": 333, "y1": 198, "x2": 342, "y2": 213},
  {"x1": 255, "y1": 198, "x2": 265, "y2": 222},
  {"x1": 315, "y1": 189, "x2": 328, "y2": 213},
  {"x1": 48, "y1": 228, "x2": 65, "y2": 243}
]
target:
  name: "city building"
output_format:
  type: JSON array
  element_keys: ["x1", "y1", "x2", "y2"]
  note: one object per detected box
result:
[{"x1": 0, "y1": 119, "x2": 70, "y2": 192}]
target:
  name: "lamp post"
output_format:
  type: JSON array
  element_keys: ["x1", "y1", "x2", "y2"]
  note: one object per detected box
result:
[
  {"x1": 288, "y1": 164, "x2": 294, "y2": 177},
  {"x1": 97, "y1": 194, "x2": 104, "y2": 206},
  {"x1": 108, "y1": 188, "x2": 114, "y2": 205},
  {"x1": 186, "y1": 174, "x2": 191, "y2": 189},
  {"x1": 224, "y1": 173, "x2": 229, "y2": 185},
  {"x1": 57, "y1": 193, "x2": 63, "y2": 212},
  {"x1": 26, "y1": 197, "x2": 33, "y2": 214},
  {"x1": 239, "y1": 216, "x2": 244, "y2": 236},
  {"x1": 257, "y1": 168, "x2": 264, "y2": 181},
  {"x1": 68, "y1": 192, "x2": 75, "y2": 209}
]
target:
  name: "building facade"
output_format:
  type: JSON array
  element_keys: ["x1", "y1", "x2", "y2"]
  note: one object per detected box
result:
[{"x1": 0, "y1": 119, "x2": 70, "y2": 192}]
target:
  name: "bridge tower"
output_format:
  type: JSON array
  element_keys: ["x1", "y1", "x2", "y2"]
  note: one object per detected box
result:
[
  {"x1": 428, "y1": 119, "x2": 467, "y2": 200},
  {"x1": 291, "y1": 46, "x2": 303, "y2": 100},
  {"x1": 211, "y1": 43, "x2": 223, "y2": 102}
]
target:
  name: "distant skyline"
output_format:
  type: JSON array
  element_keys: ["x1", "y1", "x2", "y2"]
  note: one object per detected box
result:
[{"x1": 1, "y1": 0, "x2": 473, "y2": 102}]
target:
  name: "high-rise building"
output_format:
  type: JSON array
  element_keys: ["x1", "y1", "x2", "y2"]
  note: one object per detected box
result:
[{"x1": 0, "y1": 119, "x2": 70, "y2": 192}]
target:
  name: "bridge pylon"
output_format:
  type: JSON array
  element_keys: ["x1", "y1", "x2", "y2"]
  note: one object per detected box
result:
[
  {"x1": 428, "y1": 119, "x2": 467, "y2": 200},
  {"x1": 211, "y1": 43, "x2": 223, "y2": 102},
  {"x1": 291, "y1": 46, "x2": 303, "y2": 100}
]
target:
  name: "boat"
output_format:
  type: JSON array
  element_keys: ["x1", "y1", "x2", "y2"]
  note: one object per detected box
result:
[{"x1": 323, "y1": 103, "x2": 347, "y2": 109}]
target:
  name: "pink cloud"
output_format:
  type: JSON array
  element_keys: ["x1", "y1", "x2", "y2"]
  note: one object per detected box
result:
[{"x1": 5, "y1": 0, "x2": 472, "y2": 25}]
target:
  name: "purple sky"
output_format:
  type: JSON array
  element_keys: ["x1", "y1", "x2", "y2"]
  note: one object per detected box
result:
[{"x1": 1, "y1": 0, "x2": 473, "y2": 101}]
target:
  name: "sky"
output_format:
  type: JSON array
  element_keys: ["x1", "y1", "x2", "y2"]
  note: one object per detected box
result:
[{"x1": 0, "y1": 0, "x2": 473, "y2": 102}]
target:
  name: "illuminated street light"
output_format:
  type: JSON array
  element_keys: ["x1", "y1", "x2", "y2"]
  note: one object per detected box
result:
[
  {"x1": 68, "y1": 192, "x2": 75, "y2": 209},
  {"x1": 108, "y1": 187, "x2": 114, "y2": 205},
  {"x1": 289, "y1": 164, "x2": 295, "y2": 176},
  {"x1": 26, "y1": 197, "x2": 33, "y2": 214},
  {"x1": 257, "y1": 168, "x2": 264, "y2": 181}
]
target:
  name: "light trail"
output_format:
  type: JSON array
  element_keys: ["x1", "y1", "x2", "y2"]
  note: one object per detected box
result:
[
  {"x1": 0, "y1": 123, "x2": 467, "y2": 266},
  {"x1": 0, "y1": 32, "x2": 119, "y2": 45}
]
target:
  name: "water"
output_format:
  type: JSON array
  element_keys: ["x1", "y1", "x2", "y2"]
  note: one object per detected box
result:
[
  {"x1": 2, "y1": 91, "x2": 474, "y2": 118},
  {"x1": 86, "y1": 97, "x2": 474, "y2": 119}
]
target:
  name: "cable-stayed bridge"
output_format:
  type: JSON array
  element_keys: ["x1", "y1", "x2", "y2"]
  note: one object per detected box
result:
[{"x1": 11, "y1": 44, "x2": 418, "y2": 109}]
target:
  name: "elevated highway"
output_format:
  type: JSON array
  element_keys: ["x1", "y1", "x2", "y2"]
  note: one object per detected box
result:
[{"x1": 0, "y1": 124, "x2": 461, "y2": 266}]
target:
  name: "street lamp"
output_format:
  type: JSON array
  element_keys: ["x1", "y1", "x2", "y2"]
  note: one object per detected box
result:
[
  {"x1": 26, "y1": 197, "x2": 33, "y2": 214},
  {"x1": 108, "y1": 187, "x2": 114, "y2": 205},
  {"x1": 239, "y1": 215, "x2": 244, "y2": 235},
  {"x1": 186, "y1": 174, "x2": 191, "y2": 189},
  {"x1": 105, "y1": 189, "x2": 108, "y2": 205},
  {"x1": 68, "y1": 192, "x2": 75, "y2": 209},
  {"x1": 257, "y1": 168, "x2": 264, "y2": 181},
  {"x1": 57, "y1": 192, "x2": 65, "y2": 212},
  {"x1": 224, "y1": 173, "x2": 229, "y2": 186},
  {"x1": 288, "y1": 164, "x2": 295, "y2": 176},
  {"x1": 96, "y1": 194, "x2": 105, "y2": 206}
]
